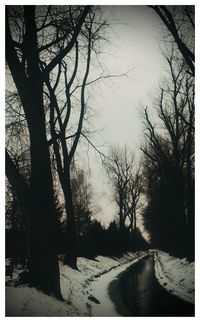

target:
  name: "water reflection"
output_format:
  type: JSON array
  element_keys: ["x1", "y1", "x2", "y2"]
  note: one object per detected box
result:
[{"x1": 109, "y1": 255, "x2": 194, "y2": 317}]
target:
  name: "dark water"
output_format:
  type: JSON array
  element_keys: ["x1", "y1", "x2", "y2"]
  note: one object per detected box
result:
[{"x1": 109, "y1": 255, "x2": 194, "y2": 317}]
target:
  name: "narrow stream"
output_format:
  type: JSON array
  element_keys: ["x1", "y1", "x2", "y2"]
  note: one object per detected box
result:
[{"x1": 109, "y1": 255, "x2": 194, "y2": 316}]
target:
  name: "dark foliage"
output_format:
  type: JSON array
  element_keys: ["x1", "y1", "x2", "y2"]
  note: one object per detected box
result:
[
  {"x1": 142, "y1": 125, "x2": 194, "y2": 260},
  {"x1": 143, "y1": 158, "x2": 194, "y2": 260},
  {"x1": 77, "y1": 220, "x2": 149, "y2": 258}
]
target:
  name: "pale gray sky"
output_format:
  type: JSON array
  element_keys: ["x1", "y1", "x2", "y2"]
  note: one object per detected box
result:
[{"x1": 75, "y1": 6, "x2": 167, "y2": 227}]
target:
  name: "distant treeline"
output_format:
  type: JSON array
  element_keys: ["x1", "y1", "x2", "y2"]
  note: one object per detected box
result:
[{"x1": 6, "y1": 220, "x2": 149, "y2": 265}]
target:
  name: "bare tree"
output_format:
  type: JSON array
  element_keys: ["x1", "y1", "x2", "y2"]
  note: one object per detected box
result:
[
  {"x1": 141, "y1": 47, "x2": 194, "y2": 257},
  {"x1": 124, "y1": 166, "x2": 142, "y2": 232},
  {"x1": 150, "y1": 5, "x2": 194, "y2": 76},
  {"x1": 71, "y1": 166, "x2": 95, "y2": 239},
  {"x1": 43, "y1": 9, "x2": 107, "y2": 268},
  {"x1": 106, "y1": 146, "x2": 142, "y2": 232},
  {"x1": 6, "y1": 5, "x2": 90, "y2": 297}
]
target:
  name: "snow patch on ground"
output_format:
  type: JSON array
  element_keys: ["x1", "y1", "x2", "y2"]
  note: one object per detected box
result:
[
  {"x1": 6, "y1": 286, "x2": 80, "y2": 317},
  {"x1": 154, "y1": 250, "x2": 194, "y2": 304},
  {"x1": 6, "y1": 251, "x2": 146, "y2": 316},
  {"x1": 90, "y1": 252, "x2": 147, "y2": 316}
]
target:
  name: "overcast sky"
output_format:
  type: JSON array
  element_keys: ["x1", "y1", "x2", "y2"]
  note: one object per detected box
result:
[{"x1": 74, "y1": 6, "x2": 168, "y2": 229}]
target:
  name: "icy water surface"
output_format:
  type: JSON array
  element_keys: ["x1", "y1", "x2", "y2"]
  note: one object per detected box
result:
[{"x1": 109, "y1": 255, "x2": 194, "y2": 316}]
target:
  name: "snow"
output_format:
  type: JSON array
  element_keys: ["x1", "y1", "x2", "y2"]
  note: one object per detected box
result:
[
  {"x1": 154, "y1": 250, "x2": 194, "y2": 304},
  {"x1": 6, "y1": 286, "x2": 80, "y2": 317},
  {"x1": 91, "y1": 252, "x2": 147, "y2": 316},
  {"x1": 6, "y1": 250, "x2": 195, "y2": 316},
  {"x1": 6, "y1": 251, "x2": 147, "y2": 316}
]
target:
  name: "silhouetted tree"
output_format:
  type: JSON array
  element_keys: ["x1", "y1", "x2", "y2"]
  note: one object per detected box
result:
[
  {"x1": 150, "y1": 5, "x2": 194, "y2": 76},
  {"x1": 124, "y1": 165, "x2": 142, "y2": 232},
  {"x1": 45, "y1": 9, "x2": 107, "y2": 268},
  {"x1": 86, "y1": 220, "x2": 105, "y2": 256},
  {"x1": 106, "y1": 146, "x2": 142, "y2": 232},
  {"x1": 6, "y1": 5, "x2": 90, "y2": 297},
  {"x1": 71, "y1": 167, "x2": 94, "y2": 236},
  {"x1": 60, "y1": 166, "x2": 96, "y2": 256},
  {"x1": 141, "y1": 47, "x2": 194, "y2": 259}
]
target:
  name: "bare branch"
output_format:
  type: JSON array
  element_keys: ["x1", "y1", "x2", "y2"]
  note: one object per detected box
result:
[{"x1": 41, "y1": 6, "x2": 90, "y2": 80}]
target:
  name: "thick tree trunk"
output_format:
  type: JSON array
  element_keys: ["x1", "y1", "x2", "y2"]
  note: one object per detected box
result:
[
  {"x1": 6, "y1": 6, "x2": 62, "y2": 299},
  {"x1": 28, "y1": 91, "x2": 62, "y2": 297},
  {"x1": 24, "y1": 6, "x2": 62, "y2": 297},
  {"x1": 6, "y1": 103, "x2": 62, "y2": 298},
  {"x1": 63, "y1": 166, "x2": 78, "y2": 269}
]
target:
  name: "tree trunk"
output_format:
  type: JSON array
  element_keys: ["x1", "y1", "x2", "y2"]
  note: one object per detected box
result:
[
  {"x1": 63, "y1": 165, "x2": 78, "y2": 269},
  {"x1": 130, "y1": 210, "x2": 136, "y2": 232},
  {"x1": 28, "y1": 91, "x2": 62, "y2": 297},
  {"x1": 6, "y1": 6, "x2": 62, "y2": 299},
  {"x1": 24, "y1": 6, "x2": 62, "y2": 298},
  {"x1": 119, "y1": 191, "x2": 125, "y2": 231}
]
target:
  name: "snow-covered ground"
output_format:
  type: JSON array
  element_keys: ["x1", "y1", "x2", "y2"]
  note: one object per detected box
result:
[
  {"x1": 6, "y1": 250, "x2": 195, "y2": 316},
  {"x1": 6, "y1": 251, "x2": 147, "y2": 316},
  {"x1": 154, "y1": 250, "x2": 194, "y2": 304},
  {"x1": 90, "y1": 252, "x2": 147, "y2": 316}
]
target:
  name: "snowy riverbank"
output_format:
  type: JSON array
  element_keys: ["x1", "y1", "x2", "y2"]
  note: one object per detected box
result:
[
  {"x1": 90, "y1": 252, "x2": 147, "y2": 316},
  {"x1": 6, "y1": 250, "x2": 194, "y2": 316},
  {"x1": 6, "y1": 251, "x2": 146, "y2": 316},
  {"x1": 154, "y1": 250, "x2": 194, "y2": 304}
]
